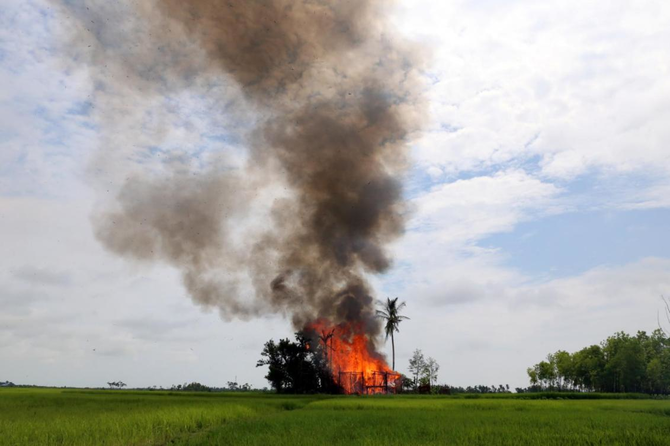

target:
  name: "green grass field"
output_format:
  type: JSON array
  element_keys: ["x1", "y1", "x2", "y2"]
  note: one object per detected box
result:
[{"x1": 2, "y1": 389, "x2": 670, "y2": 445}]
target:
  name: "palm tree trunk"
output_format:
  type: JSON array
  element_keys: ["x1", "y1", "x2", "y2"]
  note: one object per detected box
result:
[{"x1": 391, "y1": 331, "x2": 395, "y2": 371}]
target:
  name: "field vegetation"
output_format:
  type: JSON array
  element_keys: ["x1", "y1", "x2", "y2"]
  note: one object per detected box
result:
[{"x1": 2, "y1": 388, "x2": 670, "y2": 445}]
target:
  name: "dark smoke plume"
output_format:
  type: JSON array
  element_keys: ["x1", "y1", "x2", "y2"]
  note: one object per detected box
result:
[{"x1": 53, "y1": 0, "x2": 425, "y2": 341}]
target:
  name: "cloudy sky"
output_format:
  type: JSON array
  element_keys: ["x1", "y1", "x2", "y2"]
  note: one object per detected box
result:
[{"x1": 2, "y1": 0, "x2": 670, "y2": 390}]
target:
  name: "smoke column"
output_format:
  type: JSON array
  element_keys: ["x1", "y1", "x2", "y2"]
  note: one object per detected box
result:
[{"x1": 52, "y1": 0, "x2": 425, "y2": 343}]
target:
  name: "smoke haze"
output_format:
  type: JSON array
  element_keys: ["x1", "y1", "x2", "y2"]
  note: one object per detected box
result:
[{"x1": 52, "y1": 0, "x2": 426, "y2": 341}]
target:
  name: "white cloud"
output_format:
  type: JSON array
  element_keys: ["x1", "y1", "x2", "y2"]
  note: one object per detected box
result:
[
  {"x1": 411, "y1": 169, "x2": 562, "y2": 244},
  {"x1": 618, "y1": 179, "x2": 670, "y2": 210},
  {"x1": 12, "y1": 266, "x2": 73, "y2": 287},
  {"x1": 396, "y1": 0, "x2": 670, "y2": 201},
  {"x1": 382, "y1": 169, "x2": 561, "y2": 310}
]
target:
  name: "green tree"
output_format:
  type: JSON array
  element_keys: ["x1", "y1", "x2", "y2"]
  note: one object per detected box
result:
[
  {"x1": 256, "y1": 332, "x2": 326, "y2": 394},
  {"x1": 527, "y1": 366, "x2": 539, "y2": 388},
  {"x1": 537, "y1": 359, "x2": 556, "y2": 389},
  {"x1": 376, "y1": 297, "x2": 409, "y2": 371},
  {"x1": 423, "y1": 357, "x2": 440, "y2": 387},
  {"x1": 182, "y1": 382, "x2": 210, "y2": 392},
  {"x1": 408, "y1": 349, "x2": 426, "y2": 389},
  {"x1": 554, "y1": 350, "x2": 574, "y2": 390},
  {"x1": 646, "y1": 358, "x2": 664, "y2": 394},
  {"x1": 572, "y1": 345, "x2": 605, "y2": 391},
  {"x1": 602, "y1": 332, "x2": 646, "y2": 392}
]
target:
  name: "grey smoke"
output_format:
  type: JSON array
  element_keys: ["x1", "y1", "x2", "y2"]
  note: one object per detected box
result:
[{"x1": 52, "y1": 0, "x2": 426, "y2": 340}]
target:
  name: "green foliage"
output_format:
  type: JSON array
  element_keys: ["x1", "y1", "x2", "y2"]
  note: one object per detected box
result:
[
  {"x1": 424, "y1": 357, "x2": 440, "y2": 386},
  {"x1": 0, "y1": 388, "x2": 263, "y2": 445},
  {"x1": 407, "y1": 349, "x2": 440, "y2": 389},
  {"x1": 201, "y1": 398, "x2": 668, "y2": 446},
  {"x1": 3, "y1": 389, "x2": 670, "y2": 445},
  {"x1": 256, "y1": 332, "x2": 331, "y2": 394},
  {"x1": 528, "y1": 329, "x2": 670, "y2": 394},
  {"x1": 182, "y1": 382, "x2": 211, "y2": 392},
  {"x1": 408, "y1": 349, "x2": 425, "y2": 387},
  {"x1": 376, "y1": 297, "x2": 409, "y2": 370},
  {"x1": 376, "y1": 297, "x2": 409, "y2": 341},
  {"x1": 449, "y1": 384, "x2": 511, "y2": 394}
]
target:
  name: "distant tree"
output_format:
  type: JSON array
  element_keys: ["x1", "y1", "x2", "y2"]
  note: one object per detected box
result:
[
  {"x1": 182, "y1": 382, "x2": 211, "y2": 392},
  {"x1": 554, "y1": 351, "x2": 573, "y2": 390},
  {"x1": 527, "y1": 367, "x2": 539, "y2": 387},
  {"x1": 537, "y1": 357, "x2": 557, "y2": 389},
  {"x1": 256, "y1": 332, "x2": 325, "y2": 394},
  {"x1": 408, "y1": 349, "x2": 426, "y2": 389},
  {"x1": 376, "y1": 297, "x2": 409, "y2": 371},
  {"x1": 423, "y1": 357, "x2": 440, "y2": 387},
  {"x1": 446, "y1": 384, "x2": 515, "y2": 394},
  {"x1": 573, "y1": 345, "x2": 605, "y2": 391},
  {"x1": 401, "y1": 376, "x2": 415, "y2": 392},
  {"x1": 646, "y1": 358, "x2": 665, "y2": 394}
]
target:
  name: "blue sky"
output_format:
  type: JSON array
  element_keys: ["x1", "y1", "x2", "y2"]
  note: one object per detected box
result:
[
  {"x1": 483, "y1": 208, "x2": 670, "y2": 279},
  {"x1": 1, "y1": 0, "x2": 670, "y2": 389}
]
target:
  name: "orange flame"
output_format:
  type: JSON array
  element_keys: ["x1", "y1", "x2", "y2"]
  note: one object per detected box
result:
[{"x1": 306, "y1": 319, "x2": 401, "y2": 394}]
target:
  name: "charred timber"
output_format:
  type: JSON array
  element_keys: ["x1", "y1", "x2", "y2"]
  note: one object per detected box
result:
[{"x1": 337, "y1": 371, "x2": 402, "y2": 395}]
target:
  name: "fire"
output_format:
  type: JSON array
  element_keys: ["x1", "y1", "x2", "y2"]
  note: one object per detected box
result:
[{"x1": 306, "y1": 319, "x2": 401, "y2": 394}]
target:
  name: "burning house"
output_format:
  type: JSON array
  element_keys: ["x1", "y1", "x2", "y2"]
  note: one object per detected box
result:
[{"x1": 306, "y1": 320, "x2": 402, "y2": 394}]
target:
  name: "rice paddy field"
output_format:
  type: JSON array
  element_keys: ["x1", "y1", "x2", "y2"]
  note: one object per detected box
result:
[{"x1": 2, "y1": 388, "x2": 670, "y2": 445}]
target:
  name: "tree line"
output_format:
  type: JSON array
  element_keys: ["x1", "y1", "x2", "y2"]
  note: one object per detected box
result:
[
  {"x1": 168, "y1": 381, "x2": 254, "y2": 392},
  {"x1": 527, "y1": 329, "x2": 670, "y2": 394}
]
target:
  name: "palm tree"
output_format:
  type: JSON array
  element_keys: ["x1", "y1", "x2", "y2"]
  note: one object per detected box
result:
[{"x1": 376, "y1": 297, "x2": 409, "y2": 371}]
